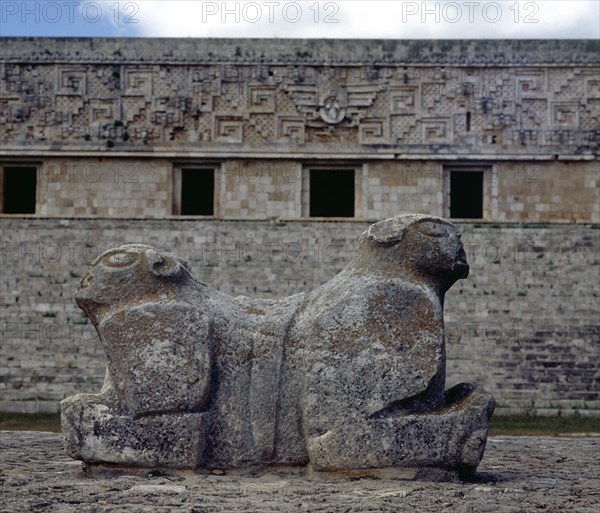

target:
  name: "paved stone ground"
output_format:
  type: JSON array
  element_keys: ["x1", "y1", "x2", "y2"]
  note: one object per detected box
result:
[{"x1": 0, "y1": 431, "x2": 598, "y2": 513}]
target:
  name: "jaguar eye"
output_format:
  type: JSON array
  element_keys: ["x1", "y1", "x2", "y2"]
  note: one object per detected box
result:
[
  {"x1": 414, "y1": 220, "x2": 449, "y2": 238},
  {"x1": 103, "y1": 251, "x2": 138, "y2": 268}
]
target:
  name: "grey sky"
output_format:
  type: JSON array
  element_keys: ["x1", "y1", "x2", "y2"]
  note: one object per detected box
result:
[
  {"x1": 117, "y1": 1, "x2": 600, "y2": 39},
  {"x1": 1, "y1": 1, "x2": 599, "y2": 38}
]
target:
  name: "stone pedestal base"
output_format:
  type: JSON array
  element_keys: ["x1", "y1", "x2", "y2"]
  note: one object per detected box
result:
[
  {"x1": 61, "y1": 394, "x2": 209, "y2": 469},
  {"x1": 307, "y1": 383, "x2": 495, "y2": 474}
]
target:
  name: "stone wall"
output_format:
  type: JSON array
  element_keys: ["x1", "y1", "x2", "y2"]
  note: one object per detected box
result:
[
  {"x1": 1, "y1": 218, "x2": 598, "y2": 416},
  {"x1": 220, "y1": 160, "x2": 302, "y2": 219},
  {"x1": 37, "y1": 158, "x2": 171, "y2": 218},
  {"x1": 2, "y1": 157, "x2": 598, "y2": 221}
]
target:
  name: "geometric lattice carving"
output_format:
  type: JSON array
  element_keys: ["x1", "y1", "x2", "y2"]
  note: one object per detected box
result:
[
  {"x1": 390, "y1": 86, "x2": 419, "y2": 113},
  {"x1": 248, "y1": 86, "x2": 276, "y2": 113},
  {"x1": 422, "y1": 118, "x2": 452, "y2": 143},
  {"x1": 58, "y1": 69, "x2": 87, "y2": 96},
  {"x1": 391, "y1": 114, "x2": 418, "y2": 144},
  {"x1": 276, "y1": 116, "x2": 305, "y2": 142},
  {"x1": 90, "y1": 100, "x2": 115, "y2": 123},
  {"x1": 551, "y1": 102, "x2": 579, "y2": 128},
  {"x1": 248, "y1": 114, "x2": 273, "y2": 140},
  {"x1": 220, "y1": 83, "x2": 246, "y2": 111},
  {"x1": 584, "y1": 76, "x2": 600, "y2": 99},
  {"x1": 214, "y1": 115, "x2": 243, "y2": 142},
  {"x1": 124, "y1": 70, "x2": 152, "y2": 97},
  {"x1": 8, "y1": 103, "x2": 30, "y2": 122},
  {"x1": 359, "y1": 119, "x2": 389, "y2": 144},
  {"x1": 0, "y1": 40, "x2": 597, "y2": 154},
  {"x1": 122, "y1": 97, "x2": 148, "y2": 125},
  {"x1": 421, "y1": 83, "x2": 445, "y2": 109},
  {"x1": 515, "y1": 71, "x2": 546, "y2": 101}
]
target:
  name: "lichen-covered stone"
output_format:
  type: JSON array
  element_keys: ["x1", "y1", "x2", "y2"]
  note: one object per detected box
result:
[
  {"x1": 61, "y1": 214, "x2": 495, "y2": 473},
  {"x1": 61, "y1": 395, "x2": 208, "y2": 469}
]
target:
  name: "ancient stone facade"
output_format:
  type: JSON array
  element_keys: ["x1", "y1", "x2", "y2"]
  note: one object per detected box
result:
[
  {"x1": 0, "y1": 38, "x2": 598, "y2": 416},
  {"x1": 0, "y1": 39, "x2": 598, "y2": 221}
]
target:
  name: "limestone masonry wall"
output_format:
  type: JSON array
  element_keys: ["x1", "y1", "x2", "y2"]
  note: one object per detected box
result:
[
  {"x1": 2, "y1": 157, "x2": 598, "y2": 221},
  {"x1": 1, "y1": 218, "x2": 598, "y2": 416}
]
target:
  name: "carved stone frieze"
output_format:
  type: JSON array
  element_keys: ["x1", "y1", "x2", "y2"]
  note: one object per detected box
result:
[{"x1": 1, "y1": 39, "x2": 598, "y2": 154}]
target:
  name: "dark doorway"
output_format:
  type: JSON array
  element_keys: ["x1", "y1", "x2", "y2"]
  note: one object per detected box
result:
[
  {"x1": 310, "y1": 169, "x2": 355, "y2": 217},
  {"x1": 181, "y1": 169, "x2": 214, "y2": 216},
  {"x1": 450, "y1": 170, "x2": 483, "y2": 219},
  {"x1": 2, "y1": 167, "x2": 37, "y2": 214}
]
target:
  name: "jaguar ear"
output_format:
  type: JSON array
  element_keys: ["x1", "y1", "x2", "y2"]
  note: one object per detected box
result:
[
  {"x1": 145, "y1": 249, "x2": 183, "y2": 279},
  {"x1": 367, "y1": 218, "x2": 407, "y2": 246}
]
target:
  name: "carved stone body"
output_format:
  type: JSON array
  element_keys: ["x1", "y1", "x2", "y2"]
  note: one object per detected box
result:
[{"x1": 61, "y1": 214, "x2": 495, "y2": 473}]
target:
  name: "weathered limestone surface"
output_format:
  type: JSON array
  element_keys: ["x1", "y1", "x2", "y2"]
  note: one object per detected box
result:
[
  {"x1": 2, "y1": 39, "x2": 598, "y2": 157},
  {"x1": 61, "y1": 214, "x2": 495, "y2": 472},
  {"x1": 1, "y1": 431, "x2": 599, "y2": 513}
]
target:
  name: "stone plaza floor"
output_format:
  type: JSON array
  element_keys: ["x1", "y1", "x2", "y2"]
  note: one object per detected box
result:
[{"x1": 0, "y1": 431, "x2": 598, "y2": 512}]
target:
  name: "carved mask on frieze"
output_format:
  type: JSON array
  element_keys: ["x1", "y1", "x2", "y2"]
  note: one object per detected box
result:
[
  {"x1": 318, "y1": 82, "x2": 347, "y2": 124},
  {"x1": 319, "y1": 93, "x2": 346, "y2": 124}
]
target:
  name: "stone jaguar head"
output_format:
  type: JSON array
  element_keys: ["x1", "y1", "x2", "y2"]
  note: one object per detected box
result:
[
  {"x1": 75, "y1": 244, "x2": 195, "y2": 323},
  {"x1": 359, "y1": 214, "x2": 469, "y2": 291}
]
